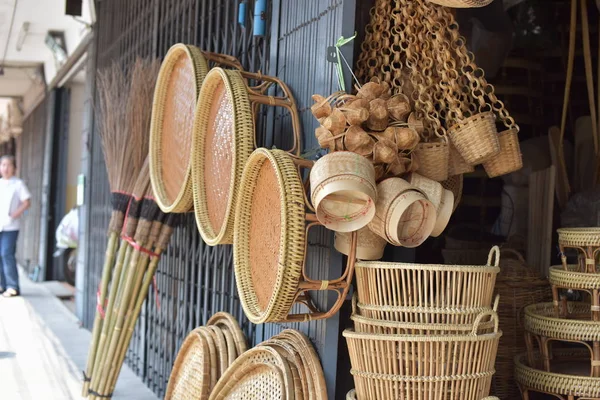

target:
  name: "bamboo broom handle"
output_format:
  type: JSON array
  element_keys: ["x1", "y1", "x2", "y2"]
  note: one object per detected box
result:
[
  {"x1": 90, "y1": 243, "x2": 146, "y2": 399},
  {"x1": 88, "y1": 243, "x2": 132, "y2": 396},
  {"x1": 82, "y1": 231, "x2": 120, "y2": 397}
]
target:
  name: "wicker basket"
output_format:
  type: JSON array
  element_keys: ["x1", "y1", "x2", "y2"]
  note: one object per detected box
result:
[
  {"x1": 165, "y1": 328, "x2": 211, "y2": 400},
  {"x1": 448, "y1": 142, "x2": 475, "y2": 175},
  {"x1": 414, "y1": 139, "x2": 450, "y2": 182},
  {"x1": 351, "y1": 294, "x2": 497, "y2": 334},
  {"x1": 234, "y1": 148, "x2": 356, "y2": 323},
  {"x1": 492, "y1": 250, "x2": 550, "y2": 400},
  {"x1": 426, "y1": 0, "x2": 494, "y2": 7},
  {"x1": 150, "y1": 44, "x2": 208, "y2": 213},
  {"x1": 355, "y1": 246, "x2": 500, "y2": 311},
  {"x1": 448, "y1": 112, "x2": 500, "y2": 166},
  {"x1": 344, "y1": 314, "x2": 501, "y2": 400},
  {"x1": 482, "y1": 129, "x2": 523, "y2": 178}
]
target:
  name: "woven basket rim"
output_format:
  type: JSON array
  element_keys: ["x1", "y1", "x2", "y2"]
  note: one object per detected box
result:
[
  {"x1": 233, "y1": 148, "x2": 305, "y2": 323},
  {"x1": 150, "y1": 43, "x2": 208, "y2": 213},
  {"x1": 206, "y1": 312, "x2": 248, "y2": 355},
  {"x1": 549, "y1": 264, "x2": 600, "y2": 289},
  {"x1": 524, "y1": 302, "x2": 600, "y2": 340},
  {"x1": 192, "y1": 67, "x2": 254, "y2": 245},
  {"x1": 342, "y1": 325, "x2": 502, "y2": 342}
]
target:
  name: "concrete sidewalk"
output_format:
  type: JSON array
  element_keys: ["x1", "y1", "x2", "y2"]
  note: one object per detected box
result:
[{"x1": 0, "y1": 270, "x2": 159, "y2": 400}]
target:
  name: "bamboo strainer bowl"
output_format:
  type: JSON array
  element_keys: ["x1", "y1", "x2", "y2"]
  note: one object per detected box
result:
[
  {"x1": 351, "y1": 293, "x2": 497, "y2": 335},
  {"x1": 310, "y1": 152, "x2": 377, "y2": 232},
  {"x1": 209, "y1": 346, "x2": 295, "y2": 400},
  {"x1": 407, "y1": 172, "x2": 454, "y2": 237},
  {"x1": 448, "y1": 112, "x2": 500, "y2": 166},
  {"x1": 149, "y1": 44, "x2": 209, "y2": 213},
  {"x1": 368, "y1": 177, "x2": 436, "y2": 247},
  {"x1": 193, "y1": 67, "x2": 302, "y2": 246},
  {"x1": 431, "y1": 189, "x2": 454, "y2": 237},
  {"x1": 482, "y1": 128, "x2": 523, "y2": 178},
  {"x1": 344, "y1": 313, "x2": 501, "y2": 400},
  {"x1": 355, "y1": 246, "x2": 500, "y2": 310},
  {"x1": 426, "y1": 0, "x2": 494, "y2": 8},
  {"x1": 165, "y1": 328, "x2": 211, "y2": 400},
  {"x1": 335, "y1": 226, "x2": 387, "y2": 261},
  {"x1": 234, "y1": 148, "x2": 357, "y2": 323}
]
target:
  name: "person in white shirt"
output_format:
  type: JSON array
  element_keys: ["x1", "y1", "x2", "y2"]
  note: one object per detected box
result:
[{"x1": 0, "y1": 155, "x2": 31, "y2": 297}]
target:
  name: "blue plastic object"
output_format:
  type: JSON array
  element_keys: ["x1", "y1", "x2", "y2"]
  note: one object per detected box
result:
[
  {"x1": 253, "y1": 0, "x2": 266, "y2": 36},
  {"x1": 238, "y1": 1, "x2": 246, "y2": 27}
]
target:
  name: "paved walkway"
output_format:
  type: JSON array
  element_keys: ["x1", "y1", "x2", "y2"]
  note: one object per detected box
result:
[{"x1": 0, "y1": 270, "x2": 158, "y2": 400}]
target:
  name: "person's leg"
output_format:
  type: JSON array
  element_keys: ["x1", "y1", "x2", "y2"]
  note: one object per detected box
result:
[
  {"x1": 0, "y1": 232, "x2": 6, "y2": 291},
  {"x1": 0, "y1": 231, "x2": 19, "y2": 293}
]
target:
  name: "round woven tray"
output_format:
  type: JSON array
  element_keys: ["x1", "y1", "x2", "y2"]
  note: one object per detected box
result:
[
  {"x1": 209, "y1": 346, "x2": 295, "y2": 400},
  {"x1": 355, "y1": 246, "x2": 500, "y2": 310},
  {"x1": 206, "y1": 312, "x2": 248, "y2": 356},
  {"x1": 557, "y1": 227, "x2": 600, "y2": 248},
  {"x1": 524, "y1": 302, "x2": 600, "y2": 342},
  {"x1": 515, "y1": 349, "x2": 600, "y2": 398},
  {"x1": 550, "y1": 264, "x2": 600, "y2": 291},
  {"x1": 150, "y1": 44, "x2": 208, "y2": 213},
  {"x1": 192, "y1": 67, "x2": 254, "y2": 245},
  {"x1": 165, "y1": 328, "x2": 211, "y2": 400}
]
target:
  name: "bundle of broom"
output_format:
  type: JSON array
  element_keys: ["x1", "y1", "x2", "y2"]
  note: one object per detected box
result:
[{"x1": 82, "y1": 58, "x2": 160, "y2": 396}]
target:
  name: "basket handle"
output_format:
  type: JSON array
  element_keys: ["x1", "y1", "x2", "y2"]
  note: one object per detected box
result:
[
  {"x1": 493, "y1": 294, "x2": 500, "y2": 312},
  {"x1": 351, "y1": 293, "x2": 358, "y2": 315},
  {"x1": 500, "y1": 248, "x2": 526, "y2": 264},
  {"x1": 487, "y1": 245, "x2": 501, "y2": 267},
  {"x1": 471, "y1": 309, "x2": 499, "y2": 335}
]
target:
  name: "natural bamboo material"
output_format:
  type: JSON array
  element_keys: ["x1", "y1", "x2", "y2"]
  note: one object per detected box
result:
[
  {"x1": 234, "y1": 148, "x2": 358, "y2": 323},
  {"x1": 557, "y1": 227, "x2": 600, "y2": 273}
]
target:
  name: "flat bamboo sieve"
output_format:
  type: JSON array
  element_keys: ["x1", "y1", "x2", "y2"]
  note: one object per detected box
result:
[
  {"x1": 193, "y1": 68, "x2": 302, "y2": 246},
  {"x1": 165, "y1": 328, "x2": 211, "y2": 400},
  {"x1": 234, "y1": 148, "x2": 357, "y2": 323},
  {"x1": 149, "y1": 44, "x2": 244, "y2": 213}
]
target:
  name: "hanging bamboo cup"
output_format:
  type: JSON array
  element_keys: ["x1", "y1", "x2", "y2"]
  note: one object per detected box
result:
[
  {"x1": 368, "y1": 177, "x2": 436, "y2": 247},
  {"x1": 335, "y1": 226, "x2": 387, "y2": 261},
  {"x1": 192, "y1": 67, "x2": 302, "y2": 246},
  {"x1": 414, "y1": 138, "x2": 450, "y2": 182},
  {"x1": 482, "y1": 128, "x2": 523, "y2": 177},
  {"x1": 149, "y1": 44, "x2": 242, "y2": 213},
  {"x1": 234, "y1": 148, "x2": 358, "y2": 323},
  {"x1": 447, "y1": 112, "x2": 500, "y2": 166},
  {"x1": 310, "y1": 152, "x2": 377, "y2": 233}
]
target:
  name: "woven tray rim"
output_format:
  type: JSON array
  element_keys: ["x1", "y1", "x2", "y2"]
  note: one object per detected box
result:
[
  {"x1": 524, "y1": 301, "x2": 600, "y2": 341},
  {"x1": 233, "y1": 148, "x2": 305, "y2": 323},
  {"x1": 557, "y1": 227, "x2": 600, "y2": 247},
  {"x1": 549, "y1": 265, "x2": 600, "y2": 289},
  {"x1": 165, "y1": 328, "x2": 210, "y2": 400},
  {"x1": 206, "y1": 311, "x2": 248, "y2": 355},
  {"x1": 149, "y1": 43, "x2": 208, "y2": 213},
  {"x1": 192, "y1": 67, "x2": 254, "y2": 245}
]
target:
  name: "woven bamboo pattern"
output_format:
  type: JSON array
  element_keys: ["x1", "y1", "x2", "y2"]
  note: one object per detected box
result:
[
  {"x1": 414, "y1": 140, "x2": 450, "y2": 182},
  {"x1": 344, "y1": 317, "x2": 501, "y2": 400},
  {"x1": 425, "y1": 0, "x2": 493, "y2": 8},
  {"x1": 447, "y1": 112, "x2": 499, "y2": 166},
  {"x1": 448, "y1": 143, "x2": 475, "y2": 176},
  {"x1": 549, "y1": 265, "x2": 600, "y2": 291},
  {"x1": 192, "y1": 68, "x2": 254, "y2": 246},
  {"x1": 557, "y1": 228, "x2": 600, "y2": 247},
  {"x1": 165, "y1": 328, "x2": 211, "y2": 400},
  {"x1": 515, "y1": 350, "x2": 600, "y2": 398},
  {"x1": 482, "y1": 129, "x2": 523, "y2": 178},
  {"x1": 351, "y1": 294, "x2": 496, "y2": 334},
  {"x1": 150, "y1": 44, "x2": 208, "y2": 213},
  {"x1": 355, "y1": 246, "x2": 500, "y2": 311},
  {"x1": 335, "y1": 226, "x2": 387, "y2": 261},
  {"x1": 441, "y1": 174, "x2": 463, "y2": 212},
  {"x1": 206, "y1": 312, "x2": 248, "y2": 355},
  {"x1": 524, "y1": 302, "x2": 600, "y2": 342},
  {"x1": 209, "y1": 346, "x2": 295, "y2": 400}
]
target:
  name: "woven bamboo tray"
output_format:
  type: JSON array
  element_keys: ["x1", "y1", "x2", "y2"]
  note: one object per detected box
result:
[
  {"x1": 343, "y1": 314, "x2": 501, "y2": 400},
  {"x1": 550, "y1": 265, "x2": 600, "y2": 291},
  {"x1": 150, "y1": 44, "x2": 208, "y2": 213},
  {"x1": 515, "y1": 349, "x2": 600, "y2": 399},
  {"x1": 351, "y1": 294, "x2": 497, "y2": 334},
  {"x1": 234, "y1": 148, "x2": 356, "y2": 323},
  {"x1": 165, "y1": 328, "x2": 211, "y2": 400},
  {"x1": 558, "y1": 228, "x2": 600, "y2": 248},
  {"x1": 524, "y1": 302, "x2": 600, "y2": 343},
  {"x1": 192, "y1": 68, "x2": 302, "y2": 246},
  {"x1": 209, "y1": 346, "x2": 295, "y2": 400},
  {"x1": 355, "y1": 246, "x2": 500, "y2": 310},
  {"x1": 206, "y1": 312, "x2": 248, "y2": 356}
]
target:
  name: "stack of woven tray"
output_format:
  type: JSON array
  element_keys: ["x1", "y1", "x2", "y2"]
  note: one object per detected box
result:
[
  {"x1": 515, "y1": 227, "x2": 600, "y2": 399},
  {"x1": 343, "y1": 246, "x2": 503, "y2": 399}
]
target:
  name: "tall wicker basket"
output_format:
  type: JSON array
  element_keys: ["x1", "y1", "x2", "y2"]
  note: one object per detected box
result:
[{"x1": 492, "y1": 249, "x2": 550, "y2": 400}]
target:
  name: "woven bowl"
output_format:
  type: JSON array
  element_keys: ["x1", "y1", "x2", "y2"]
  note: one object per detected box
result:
[
  {"x1": 310, "y1": 151, "x2": 377, "y2": 233},
  {"x1": 150, "y1": 43, "x2": 208, "y2": 213},
  {"x1": 335, "y1": 226, "x2": 386, "y2": 260},
  {"x1": 165, "y1": 328, "x2": 211, "y2": 400},
  {"x1": 192, "y1": 67, "x2": 254, "y2": 246},
  {"x1": 368, "y1": 178, "x2": 436, "y2": 247},
  {"x1": 448, "y1": 112, "x2": 500, "y2": 166},
  {"x1": 431, "y1": 189, "x2": 454, "y2": 237}
]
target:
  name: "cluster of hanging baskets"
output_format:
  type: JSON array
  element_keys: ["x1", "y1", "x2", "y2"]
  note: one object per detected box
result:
[{"x1": 344, "y1": 246, "x2": 503, "y2": 400}]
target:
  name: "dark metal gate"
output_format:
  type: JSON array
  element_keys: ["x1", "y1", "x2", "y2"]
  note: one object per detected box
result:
[{"x1": 84, "y1": 1, "x2": 356, "y2": 397}]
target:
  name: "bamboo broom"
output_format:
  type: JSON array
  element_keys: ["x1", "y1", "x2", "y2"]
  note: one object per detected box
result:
[{"x1": 83, "y1": 58, "x2": 159, "y2": 396}]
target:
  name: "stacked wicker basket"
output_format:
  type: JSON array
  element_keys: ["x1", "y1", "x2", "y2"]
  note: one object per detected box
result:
[
  {"x1": 515, "y1": 228, "x2": 600, "y2": 399},
  {"x1": 343, "y1": 246, "x2": 503, "y2": 399}
]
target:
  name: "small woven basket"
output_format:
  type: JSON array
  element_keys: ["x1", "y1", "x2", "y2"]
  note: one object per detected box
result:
[
  {"x1": 414, "y1": 139, "x2": 450, "y2": 182},
  {"x1": 426, "y1": 0, "x2": 493, "y2": 7},
  {"x1": 448, "y1": 112, "x2": 500, "y2": 166},
  {"x1": 482, "y1": 128, "x2": 523, "y2": 178},
  {"x1": 355, "y1": 246, "x2": 501, "y2": 310},
  {"x1": 448, "y1": 142, "x2": 475, "y2": 175}
]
